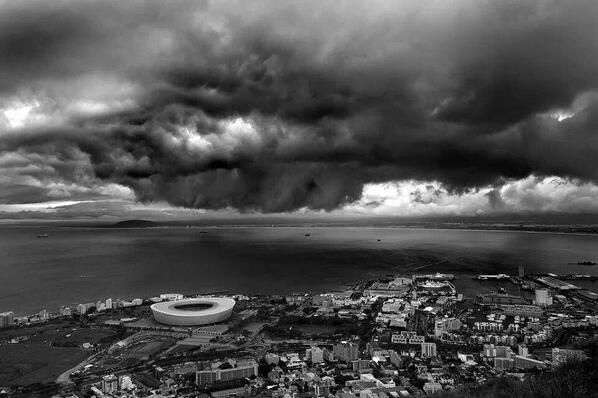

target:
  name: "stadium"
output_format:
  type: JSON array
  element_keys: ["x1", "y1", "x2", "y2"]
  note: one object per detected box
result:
[{"x1": 150, "y1": 297, "x2": 235, "y2": 326}]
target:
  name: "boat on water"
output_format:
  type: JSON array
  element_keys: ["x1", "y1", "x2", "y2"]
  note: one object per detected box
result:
[
  {"x1": 474, "y1": 273, "x2": 510, "y2": 281},
  {"x1": 37, "y1": 233, "x2": 49, "y2": 238},
  {"x1": 577, "y1": 261, "x2": 597, "y2": 266}
]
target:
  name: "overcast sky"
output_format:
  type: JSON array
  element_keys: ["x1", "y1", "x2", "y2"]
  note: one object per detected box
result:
[{"x1": 1, "y1": 0, "x2": 598, "y2": 220}]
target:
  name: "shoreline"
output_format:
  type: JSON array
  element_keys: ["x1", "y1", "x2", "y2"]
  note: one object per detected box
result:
[{"x1": 3, "y1": 223, "x2": 598, "y2": 236}]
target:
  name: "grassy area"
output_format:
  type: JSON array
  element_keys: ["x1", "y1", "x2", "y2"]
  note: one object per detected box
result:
[
  {"x1": 0, "y1": 343, "x2": 87, "y2": 386},
  {"x1": 0, "y1": 321, "x2": 123, "y2": 387},
  {"x1": 50, "y1": 327, "x2": 117, "y2": 347},
  {"x1": 0, "y1": 321, "x2": 118, "y2": 347}
]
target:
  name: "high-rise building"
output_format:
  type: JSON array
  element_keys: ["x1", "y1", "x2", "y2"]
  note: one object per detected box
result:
[
  {"x1": 77, "y1": 303, "x2": 88, "y2": 315},
  {"x1": 421, "y1": 342, "x2": 437, "y2": 357},
  {"x1": 518, "y1": 265, "x2": 525, "y2": 278},
  {"x1": 38, "y1": 309, "x2": 49, "y2": 321},
  {"x1": 518, "y1": 345, "x2": 529, "y2": 358},
  {"x1": 0, "y1": 311, "x2": 14, "y2": 328},
  {"x1": 333, "y1": 342, "x2": 360, "y2": 362},
  {"x1": 102, "y1": 374, "x2": 119, "y2": 394}
]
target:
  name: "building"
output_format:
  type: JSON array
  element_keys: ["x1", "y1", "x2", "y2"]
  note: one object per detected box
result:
[
  {"x1": 323, "y1": 348, "x2": 335, "y2": 362},
  {"x1": 196, "y1": 360, "x2": 258, "y2": 385},
  {"x1": 159, "y1": 293, "x2": 184, "y2": 301},
  {"x1": 0, "y1": 312, "x2": 14, "y2": 328},
  {"x1": 484, "y1": 344, "x2": 513, "y2": 359},
  {"x1": 535, "y1": 289, "x2": 553, "y2": 307},
  {"x1": 77, "y1": 302, "x2": 94, "y2": 315},
  {"x1": 392, "y1": 331, "x2": 425, "y2": 344},
  {"x1": 434, "y1": 317, "x2": 462, "y2": 337},
  {"x1": 518, "y1": 345, "x2": 529, "y2": 358},
  {"x1": 38, "y1": 309, "x2": 49, "y2": 321},
  {"x1": 518, "y1": 265, "x2": 525, "y2": 278},
  {"x1": 494, "y1": 357, "x2": 514, "y2": 371},
  {"x1": 305, "y1": 346, "x2": 324, "y2": 364},
  {"x1": 421, "y1": 342, "x2": 437, "y2": 358},
  {"x1": 422, "y1": 382, "x2": 442, "y2": 394},
  {"x1": 333, "y1": 342, "x2": 360, "y2": 362},
  {"x1": 151, "y1": 297, "x2": 235, "y2": 326},
  {"x1": 552, "y1": 348, "x2": 587, "y2": 367},
  {"x1": 498, "y1": 304, "x2": 543, "y2": 317},
  {"x1": 480, "y1": 293, "x2": 527, "y2": 305},
  {"x1": 96, "y1": 300, "x2": 106, "y2": 312},
  {"x1": 264, "y1": 353, "x2": 280, "y2": 365},
  {"x1": 59, "y1": 306, "x2": 72, "y2": 317},
  {"x1": 352, "y1": 359, "x2": 373, "y2": 373},
  {"x1": 102, "y1": 374, "x2": 119, "y2": 394}
]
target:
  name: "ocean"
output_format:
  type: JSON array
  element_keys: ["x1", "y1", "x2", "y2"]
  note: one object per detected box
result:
[{"x1": 1, "y1": 225, "x2": 597, "y2": 314}]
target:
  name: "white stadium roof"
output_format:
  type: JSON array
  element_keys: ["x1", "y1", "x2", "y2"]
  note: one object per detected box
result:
[{"x1": 151, "y1": 297, "x2": 235, "y2": 326}]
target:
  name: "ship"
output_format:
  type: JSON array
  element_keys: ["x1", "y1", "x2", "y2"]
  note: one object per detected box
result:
[
  {"x1": 474, "y1": 273, "x2": 510, "y2": 281},
  {"x1": 37, "y1": 233, "x2": 49, "y2": 238}
]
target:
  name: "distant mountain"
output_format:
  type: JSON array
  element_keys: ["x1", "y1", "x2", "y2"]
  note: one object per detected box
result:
[{"x1": 109, "y1": 219, "x2": 160, "y2": 228}]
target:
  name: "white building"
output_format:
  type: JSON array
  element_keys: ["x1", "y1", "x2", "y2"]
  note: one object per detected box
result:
[
  {"x1": 265, "y1": 353, "x2": 280, "y2": 365},
  {"x1": 38, "y1": 309, "x2": 49, "y2": 321},
  {"x1": 160, "y1": 293, "x2": 184, "y2": 301},
  {"x1": 423, "y1": 382, "x2": 442, "y2": 394},
  {"x1": 434, "y1": 317, "x2": 462, "y2": 337},
  {"x1": 535, "y1": 289, "x2": 553, "y2": 306},
  {"x1": 421, "y1": 342, "x2": 437, "y2": 357},
  {"x1": 305, "y1": 346, "x2": 324, "y2": 363},
  {"x1": 0, "y1": 312, "x2": 14, "y2": 328},
  {"x1": 102, "y1": 374, "x2": 119, "y2": 394}
]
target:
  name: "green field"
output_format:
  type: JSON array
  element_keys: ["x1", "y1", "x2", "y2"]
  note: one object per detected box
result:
[{"x1": 0, "y1": 343, "x2": 87, "y2": 386}]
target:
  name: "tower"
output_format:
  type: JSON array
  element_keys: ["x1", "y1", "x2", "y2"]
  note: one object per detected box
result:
[{"x1": 518, "y1": 265, "x2": 525, "y2": 278}]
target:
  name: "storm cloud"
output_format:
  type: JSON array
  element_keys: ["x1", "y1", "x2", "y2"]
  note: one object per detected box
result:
[{"x1": 1, "y1": 0, "x2": 598, "y2": 213}]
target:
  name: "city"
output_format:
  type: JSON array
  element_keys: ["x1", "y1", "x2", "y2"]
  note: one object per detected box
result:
[
  {"x1": 1, "y1": 266, "x2": 597, "y2": 397},
  {"x1": 2, "y1": 0, "x2": 598, "y2": 396}
]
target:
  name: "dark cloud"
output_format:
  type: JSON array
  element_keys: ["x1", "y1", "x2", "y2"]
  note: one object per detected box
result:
[{"x1": 1, "y1": 0, "x2": 598, "y2": 213}]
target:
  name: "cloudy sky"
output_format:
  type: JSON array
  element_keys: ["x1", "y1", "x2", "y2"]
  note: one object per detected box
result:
[{"x1": 1, "y1": 0, "x2": 598, "y2": 220}]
